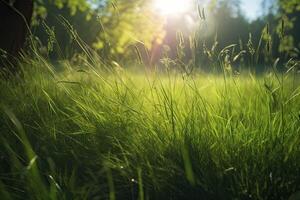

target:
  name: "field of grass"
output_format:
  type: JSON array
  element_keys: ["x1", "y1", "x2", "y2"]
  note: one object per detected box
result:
[{"x1": 1, "y1": 58, "x2": 300, "y2": 199}]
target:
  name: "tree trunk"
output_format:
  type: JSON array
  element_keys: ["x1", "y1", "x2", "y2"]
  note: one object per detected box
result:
[{"x1": 0, "y1": 0, "x2": 33, "y2": 72}]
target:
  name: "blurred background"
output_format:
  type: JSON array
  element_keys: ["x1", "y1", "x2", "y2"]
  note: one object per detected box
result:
[{"x1": 30, "y1": 0, "x2": 300, "y2": 71}]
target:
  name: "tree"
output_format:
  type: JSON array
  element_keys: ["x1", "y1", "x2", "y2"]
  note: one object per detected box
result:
[
  {"x1": 32, "y1": 0, "x2": 101, "y2": 60},
  {"x1": 94, "y1": 0, "x2": 165, "y2": 63},
  {"x1": 33, "y1": 0, "x2": 91, "y2": 22},
  {"x1": 277, "y1": 0, "x2": 300, "y2": 57},
  {"x1": 32, "y1": 0, "x2": 165, "y2": 65}
]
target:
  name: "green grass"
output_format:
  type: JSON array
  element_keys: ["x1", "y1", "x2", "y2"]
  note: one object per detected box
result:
[{"x1": 1, "y1": 58, "x2": 300, "y2": 199}]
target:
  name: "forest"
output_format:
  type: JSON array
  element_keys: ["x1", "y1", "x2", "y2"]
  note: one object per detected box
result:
[{"x1": 0, "y1": 0, "x2": 300, "y2": 199}]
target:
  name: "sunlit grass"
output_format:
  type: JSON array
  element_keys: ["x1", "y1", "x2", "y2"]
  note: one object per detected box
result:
[{"x1": 0, "y1": 58, "x2": 300, "y2": 199}]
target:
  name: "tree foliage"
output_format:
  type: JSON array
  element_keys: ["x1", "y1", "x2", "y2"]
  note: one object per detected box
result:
[
  {"x1": 94, "y1": 0, "x2": 165, "y2": 57},
  {"x1": 32, "y1": 0, "x2": 105, "y2": 59},
  {"x1": 33, "y1": 0, "x2": 91, "y2": 21},
  {"x1": 31, "y1": 0, "x2": 299, "y2": 65},
  {"x1": 33, "y1": 0, "x2": 166, "y2": 61},
  {"x1": 273, "y1": 0, "x2": 300, "y2": 55}
]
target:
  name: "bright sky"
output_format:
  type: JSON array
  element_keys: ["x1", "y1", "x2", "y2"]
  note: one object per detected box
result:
[{"x1": 240, "y1": 0, "x2": 263, "y2": 21}]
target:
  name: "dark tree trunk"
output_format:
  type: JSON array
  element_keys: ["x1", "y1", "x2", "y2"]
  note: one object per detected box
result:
[{"x1": 0, "y1": 0, "x2": 33, "y2": 72}]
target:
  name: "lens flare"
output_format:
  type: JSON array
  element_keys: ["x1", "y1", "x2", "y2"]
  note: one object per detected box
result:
[{"x1": 154, "y1": 0, "x2": 192, "y2": 16}]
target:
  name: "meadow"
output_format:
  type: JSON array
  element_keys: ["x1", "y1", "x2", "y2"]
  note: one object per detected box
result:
[{"x1": 1, "y1": 54, "x2": 300, "y2": 199}]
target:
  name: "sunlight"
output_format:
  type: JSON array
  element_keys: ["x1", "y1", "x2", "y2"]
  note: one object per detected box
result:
[{"x1": 154, "y1": 0, "x2": 192, "y2": 16}]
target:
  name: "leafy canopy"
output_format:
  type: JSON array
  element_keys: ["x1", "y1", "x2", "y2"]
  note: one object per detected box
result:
[{"x1": 94, "y1": 0, "x2": 165, "y2": 55}]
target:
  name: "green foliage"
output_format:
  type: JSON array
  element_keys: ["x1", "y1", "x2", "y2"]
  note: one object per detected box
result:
[
  {"x1": 279, "y1": 0, "x2": 300, "y2": 13},
  {"x1": 94, "y1": 0, "x2": 165, "y2": 56},
  {"x1": 32, "y1": 0, "x2": 166, "y2": 61},
  {"x1": 32, "y1": 0, "x2": 101, "y2": 59},
  {"x1": 29, "y1": 0, "x2": 299, "y2": 66},
  {"x1": 33, "y1": 0, "x2": 92, "y2": 21},
  {"x1": 276, "y1": 0, "x2": 300, "y2": 55}
]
